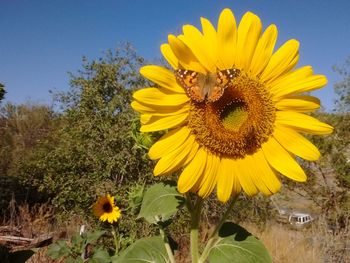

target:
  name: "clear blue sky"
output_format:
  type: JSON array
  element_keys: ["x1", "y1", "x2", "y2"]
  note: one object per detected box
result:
[{"x1": 1, "y1": 0, "x2": 349, "y2": 111}]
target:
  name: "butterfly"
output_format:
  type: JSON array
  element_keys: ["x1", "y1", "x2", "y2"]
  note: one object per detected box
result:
[{"x1": 175, "y1": 68, "x2": 240, "y2": 103}]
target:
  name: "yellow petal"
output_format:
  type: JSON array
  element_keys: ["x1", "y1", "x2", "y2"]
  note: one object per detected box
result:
[
  {"x1": 235, "y1": 158, "x2": 259, "y2": 196},
  {"x1": 260, "y1": 39, "x2": 300, "y2": 83},
  {"x1": 140, "y1": 66, "x2": 184, "y2": 93},
  {"x1": 275, "y1": 111, "x2": 334, "y2": 135},
  {"x1": 178, "y1": 147, "x2": 207, "y2": 193},
  {"x1": 181, "y1": 137, "x2": 200, "y2": 167},
  {"x1": 217, "y1": 8, "x2": 237, "y2": 69},
  {"x1": 243, "y1": 155, "x2": 272, "y2": 195},
  {"x1": 197, "y1": 153, "x2": 220, "y2": 198},
  {"x1": 268, "y1": 65, "x2": 313, "y2": 89},
  {"x1": 133, "y1": 88, "x2": 189, "y2": 106},
  {"x1": 140, "y1": 106, "x2": 189, "y2": 120},
  {"x1": 160, "y1": 43, "x2": 179, "y2": 69},
  {"x1": 216, "y1": 158, "x2": 234, "y2": 203},
  {"x1": 273, "y1": 126, "x2": 320, "y2": 161},
  {"x1": 148, "y1": 126, "x2": 191, "y2": 160},
  {"x1": 168, "y1": 34, "x2": 207, "y2": 74},
  {"x1": 250, "y1": 24, "x2": 278, "y2": 76},
  {"x1": 236, "y1": 12, "x2": 262, "y2": 71},
  {"x1": 252, "y1": 150, "x2": 281, "y2": 194},
  {"x1": 262, "y1": 137, "x2": 307, "y2": 182},
  {"x1": 274, "y1": 95, "x2": 320, "y2": 112},
  {"x1": 154, "y1": 134, "x2": 196, "y2": 176},
  {"x1": 131, "y1": 100, "x2": 189, "y2": 114},
  {"x1": 200, "y1": 17, "x2": 218, "y2": 68},
  {"x1": 181, "y1": 25, "x2": 216, "y2": 73},
  {"x1": 140, "y1": 113, "x2": 188, "y2": 132},
  {"x1": 272, "y1": 74, "x2": 327, "y2": 100},
  {"x1": 140, "y1": 114, "x2": 152, "y2": 124}
]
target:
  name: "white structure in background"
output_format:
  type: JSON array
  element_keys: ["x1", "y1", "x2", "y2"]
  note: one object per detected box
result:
[
  {"x1": 288, "y1": 212, "x2": 314, "y2": 228},
  {"x1": 270, "y1": 197, "x2": 314, "y2": 228}
]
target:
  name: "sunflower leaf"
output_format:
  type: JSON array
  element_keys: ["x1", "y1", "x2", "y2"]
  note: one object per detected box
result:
[
  {"x1": 137, "y1": 182, "x2": 184, "y2": 224},
  {"x1": 86, "y1": 230, "x2": 105, "y2": 244},
  {"x1": 207, "y1": 222, "x2": 272, "y2": 263},
  {"x1": 47, "y1": 240, "x2": 71, "y2": 259},
  {"x1": 89, "y1": 248, "x2": 110, "y2": 263},
  {"x1": 112, "y1": 236, "x2": 169, "y2": 263}
]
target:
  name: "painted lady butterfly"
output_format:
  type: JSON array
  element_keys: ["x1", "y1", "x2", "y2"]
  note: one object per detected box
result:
[{"x1": 175, "y1": 68, "x2": 240, "y2": 103}]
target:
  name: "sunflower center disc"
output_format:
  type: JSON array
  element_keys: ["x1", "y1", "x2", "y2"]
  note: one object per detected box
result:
[
  {"x1": 103, "y1": 202, "x2": 113, "y2": 213},
  {"x1": 188, "y1": 73, "x2": 276, "y2": 159},
  {"x1": 220, "y1": 100, "x2": 248, "y2": 130}
]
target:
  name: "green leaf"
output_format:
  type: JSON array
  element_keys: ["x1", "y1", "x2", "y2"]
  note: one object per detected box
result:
[
  {"x1": 138, "y1": 182, "x2": 184, "y2": 223},
  {"x1": 71, "y1": 233, "x2": 84, "y2": 246},
  {"x1": 208, "y1": 222, "x2": 272, "y2": 263},
  {"x1": 112, "y1": 236, "x2": 169, "y2": 263},
  {"x1": 88, "y1": 248, "x2": 110, "y2": 263},
  {"x1": 66, "y1": 256, "x2": 84, "y2": 263},
  {"x1": 47, "y1": 240, "x2": 71, "y2": 259},
  {"x1": 86, "y1": 230, "x2": 106, "y2": 244}
]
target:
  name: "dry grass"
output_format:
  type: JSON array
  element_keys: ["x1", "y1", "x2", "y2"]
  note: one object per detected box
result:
[
  {"x1": 245, "y1": 216, "x2": 350, "y2": 263},
  {"x1": 0, "y1": 199, "x2": 82, "y2": 263}
]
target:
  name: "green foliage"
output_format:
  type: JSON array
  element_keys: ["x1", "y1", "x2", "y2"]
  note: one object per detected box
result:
[
  {"x1": 333, "y1": 56, "x2": 350, "y2": 112},
  {"x1": 113, "y1": 236, "x2": 169, "y2": 263},
  {"x1": 207, "y1": 222, "x2": 272, "y2": 263},
  {"x1": 311, "y1": 112, "x2": 350, "y2": 189},
  {"x1": 47, "y1": 240, "x2": 71, "y2": 260},
  {"x1": 138, "y1": 182, "x2": 185, "y2": 224},
  {"x1": 47, "y1": 230, "x2": 108, "y2": 262},
  {"x1": 0, "y1": 102, "x2": 56, "y2": 176},
  {"x1": 126, "y1": 183, "x2": 145, "y2": 214},
  {"x1": 0, "y1": 83, "x2": 5, "y2": 102},
  {"x1": 0, "y1": 103, "x2": 55, "y2": 215},
  {"x1": 13, "y1": 44, "x2": 153, "y2": 214},
  {"x1": 89, "y1": 248, "x2": 111, "y2": 263}
]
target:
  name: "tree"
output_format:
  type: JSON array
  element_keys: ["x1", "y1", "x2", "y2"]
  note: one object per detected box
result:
[
  {"x1": 18, "y1": 44, "x2": 153, "y2": 213},
  {"x1": 333, "y1": 56, "x2": 350, "y2": 112},
  {"x1": 0, "y1": 83, "x2": 5, "y2": 102},
  {"x1": 0, "y1": 102, "x2": 56, "y2": 215}
]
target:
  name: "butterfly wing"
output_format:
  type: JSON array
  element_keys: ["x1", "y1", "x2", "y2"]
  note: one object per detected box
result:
[
  {"x1": 175, "y1": 69, "x2": 206, "y2": 102},
  {"x1": 176, "y1": 68, "x2": 240, "y2": 103},
  {"x1": 207, "y1": 68, "x2": 241, "y2": 103}
]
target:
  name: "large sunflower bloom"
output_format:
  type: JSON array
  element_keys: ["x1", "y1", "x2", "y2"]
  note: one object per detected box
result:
[
  {"x1": 132, "y1": 8, "x2": 333, "y2": 202},
  {"x1": 93, "y1": 194, "x2": 121, "y2": 223}
]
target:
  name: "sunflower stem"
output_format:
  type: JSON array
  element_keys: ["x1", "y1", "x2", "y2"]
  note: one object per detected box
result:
[
  {"x1": 188, "y1": 196, "x2": 203, "y2": 263},
  {"x1": 111, "y1": 225, "x2": 119, "y2": 254},
  {"x1": 199, "y1": 194, "x2": 239, "y2": 263},
  {"x1": 185, "y1": 193, "x2": 194, "y2": 213},
  {"x1": 155, "y1": 216, "x2": 176, "y2": 263}
]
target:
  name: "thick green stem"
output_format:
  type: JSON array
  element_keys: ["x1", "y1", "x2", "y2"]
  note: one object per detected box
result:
[
  {"x1": 199, "y1": 195, "x2": 239, "y2": 263},
  {"x1": 155, "y1": 216, "x2": 176, "y2": 263},
  {"x1": 189, "y1": 196, "x2": 203, "y2": 263}
]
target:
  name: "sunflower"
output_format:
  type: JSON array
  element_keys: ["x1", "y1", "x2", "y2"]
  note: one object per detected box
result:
[
  {"x1": 93, "y1": 194, "x2": 121, "y2": 223},
  {"x1": 132, "y1": 8, "x2": 333, "y2": 202}
]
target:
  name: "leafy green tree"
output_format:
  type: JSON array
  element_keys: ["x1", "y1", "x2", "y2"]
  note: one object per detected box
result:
[
  {"x1": 18, "y1": 44, "x2": 153, "y2": 214},
  {"x1": 313, "y1": 113, "x2": 350, "y2": 188},
  {"x1": 0, "y1": 102, "x2": 56, "y2": 215},
  {"x1": 333, "y1": 56, "x2": 350, "y2": 112}
]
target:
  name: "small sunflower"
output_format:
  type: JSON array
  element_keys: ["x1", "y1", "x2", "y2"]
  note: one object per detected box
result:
[
  {"x1": 93, "y1": 194, "x2": 121, "y2": 223},
  {"x1": 132, "y1": 8, "x2": 333, "y2": 202}
]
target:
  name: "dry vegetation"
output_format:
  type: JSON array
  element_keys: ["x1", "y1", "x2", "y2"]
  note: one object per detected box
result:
[
  {"x1": 247, "y1": 218, "x2": 350, "y2": 263},
  {"x1": 1, "y1": 198, "x2": 350, "y2": 262}
]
